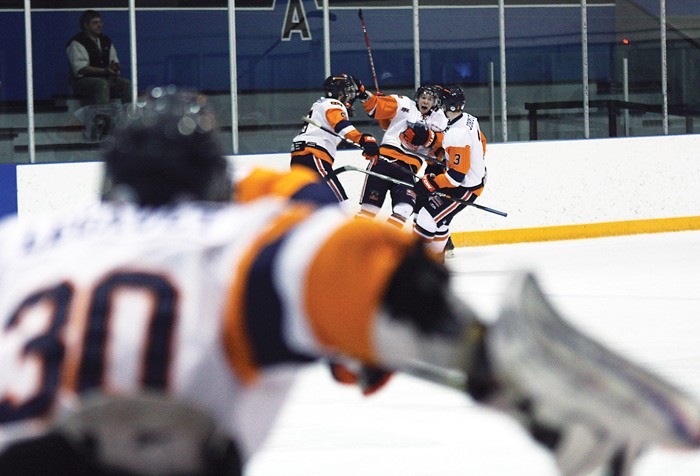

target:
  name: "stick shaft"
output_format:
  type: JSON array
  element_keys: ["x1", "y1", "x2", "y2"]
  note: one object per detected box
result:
[
  {"x1": 358, "y1": 9, "x2": 381, "y2": 93},
  {"x1": 332, "y1": 165, "x2": 507, "y2": 217}
]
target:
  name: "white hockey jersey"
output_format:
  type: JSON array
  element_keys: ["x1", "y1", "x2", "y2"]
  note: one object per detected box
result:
[
  {"x1": 292, "y1": 97, "x2": 363, "y2": 165},
  {"x1": 0, "y1": 199, "x2": 415, "y2": 459},
  {"x1": 433, "y1": 112, "x2": 487, "y2": 190},
  {"x1": 363, "y1": 94, "x2": 447, "y2": 170}
]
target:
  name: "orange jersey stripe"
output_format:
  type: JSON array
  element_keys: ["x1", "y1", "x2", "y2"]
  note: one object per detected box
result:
[
  {"x1": 291, "y1": 146, "x2": 334, "y2": 165},
  {"x1": 325, "y1": 106, "x2": 349, "y2": 129},
  {"x1": 325, "y1": 107, "x2": 362, "y2": 144},
  {"x1": 363, "y1": 94, "x2": 399, "y2": 121},
  {"x1": 379, "y1": 146, "x2": 422, "y2": 170},
  {"x1": 434, "y1": 144, "x2": 471, "y2": 188},
  {"x1": 304, "y1": 218, "x2": 414, "y2": 363},
  {"x1": 235, "y1": 166, "x2": 323, "y2": 203},
  {"x1": 222, "y1": 204, "x2": 315, "y2": 384}
]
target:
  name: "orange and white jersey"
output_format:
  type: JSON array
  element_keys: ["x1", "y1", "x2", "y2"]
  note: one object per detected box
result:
[
  {"x1": 0, "y1": 200, "x2": 415, "y2": 460},
  {"x1": 431, "y1": 112, "x2": 487, "y2": 190},
  {"x1": 292, "y1": 97, "x2": 363, "y2": 165},
  {"x1": 363, "y1": 94, "x2": 447, "y2": 170}
]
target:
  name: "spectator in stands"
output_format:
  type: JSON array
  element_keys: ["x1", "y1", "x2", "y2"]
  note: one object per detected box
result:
[{"x1": 66, "y1": 10, "x2": 132, "y2": 141}]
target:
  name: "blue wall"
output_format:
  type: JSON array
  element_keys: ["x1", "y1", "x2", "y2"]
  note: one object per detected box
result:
[
  {"x1": 0, "y1": 2, "x2": 617, "y2": 102},
  {"x1": 0, "y1": 164, "x2": 17, "y2": 219}
]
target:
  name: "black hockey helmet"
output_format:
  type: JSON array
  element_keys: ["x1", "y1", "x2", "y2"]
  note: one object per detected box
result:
[
  {"x1": 323, "y1": 74, "x2": 356, "y2": 101},
  {"x1": 438, "y1": 85, "x2": 465, "y2": 113},
  {"x1": 415, "y1": 84, "x2": 439, "y2": 102},
  {"x1": 101, "y1": 85, "x2": 232, "y2": 206},
  {"x1": 414, "y1": 84, "x2": 440, "y2": 112}
]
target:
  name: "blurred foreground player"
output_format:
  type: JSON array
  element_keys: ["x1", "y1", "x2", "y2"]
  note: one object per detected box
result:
[{"x1": 1, "y1": 86, "x2": 700, "y2": 476}]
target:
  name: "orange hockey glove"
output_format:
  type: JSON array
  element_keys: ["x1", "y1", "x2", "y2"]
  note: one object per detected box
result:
[
  {"x1": 359, "y1": 133, "x2": 380, "y2": 161},
  {"x1": 400, "y1": 122, "x2": 435, "y2": 151},
  {"x1": 414, "y1": 173, "x2": 439, "y2": 201}
]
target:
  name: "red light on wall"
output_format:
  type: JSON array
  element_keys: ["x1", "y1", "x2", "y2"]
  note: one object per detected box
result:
[{"x1": 622, "y1": 38, "x2": 629, "y2": 45}]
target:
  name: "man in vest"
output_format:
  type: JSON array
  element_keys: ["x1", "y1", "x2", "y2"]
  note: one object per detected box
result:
[{"x1": 66, "y1": 10, "x2": 132, "y2": 141}]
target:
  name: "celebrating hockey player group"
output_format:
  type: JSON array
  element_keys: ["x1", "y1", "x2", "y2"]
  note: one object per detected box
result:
[
  {"x1": 1, "y1": 85, "x2": 700, "y2": 476},
  {"x1": 291, "y1": 73, "x2": 487, "y2": 261}
]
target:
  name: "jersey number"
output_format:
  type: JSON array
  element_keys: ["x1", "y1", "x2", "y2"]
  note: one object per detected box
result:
[
  {"x1": 0, "y1": 272, "x2": 177, "y2": 424},
  {"x1": 300, "y1": 109, "x2": 313, "y2": 134}
]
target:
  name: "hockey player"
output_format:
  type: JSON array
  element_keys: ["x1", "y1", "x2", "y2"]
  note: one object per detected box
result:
[
  {"x1": 1, "y1": 86, "x2": 700, "y2": 476},
  {"x1": 402, "y1": 85, "x2": 487, "y2": 258},
  {"x1": 356, "y1": 82, "x2": 448, "y2": 229},
  {"x1": 291, "y1": 74, "x2": 380, "y2": 207}
]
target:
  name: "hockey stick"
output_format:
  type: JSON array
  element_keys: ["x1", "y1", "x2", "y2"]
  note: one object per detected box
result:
[
  {"x1": 303, "y1": 117, "x2": 508, "y2": 217},
  {"x1": 329, "y1": 165, "x2": 507, "y2": 217},
  {"x1": 358, "y1": 9, "x2": 381, "y2": 94}
]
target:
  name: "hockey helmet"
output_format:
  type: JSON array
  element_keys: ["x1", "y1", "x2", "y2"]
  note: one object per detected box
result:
[
  {"x1": 413, "y1": 84, "x2": 440, "y2": 114},
  {"x1": 414, "y1": 84, "x2": 440, "y2": 110},
  {"x1": 101, "y1": 85, "x2": 232, "y2": 206},
  {"x1": 438, "y1": 85, "x2": 465, "y2": 113},
  {"x1": 323, "y1": 74, "x2": 356, "y2": 102}
]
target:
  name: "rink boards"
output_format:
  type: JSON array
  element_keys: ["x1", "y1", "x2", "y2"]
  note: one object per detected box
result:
[{"x1": 8, "y1": 134, "x2": 700, "y2": 245}]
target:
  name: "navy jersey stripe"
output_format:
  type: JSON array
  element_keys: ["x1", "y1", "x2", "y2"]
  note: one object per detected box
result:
[
  {"x1": 245, "y1": 235, "x2": 315, "y2": 367},
  {"x1": 291, "y1": 182, "x2": 339, "y2": 206},
  {"x1": 334, "y1": 119, "x2": 352, "y2": 133}
]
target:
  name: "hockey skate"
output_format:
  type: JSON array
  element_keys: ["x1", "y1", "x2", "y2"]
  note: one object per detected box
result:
[
  {"x1": 444, "y1": 236, "x2": 455, "y2": 259},
  {"x1": 471, "y1": 272, "x2": 700, "y2": 476}
]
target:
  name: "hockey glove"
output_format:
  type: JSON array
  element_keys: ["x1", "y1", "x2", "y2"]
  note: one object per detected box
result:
[
  {"x1": 424, "y1": 161, "x2": 447, "y2": 177},
  {"x1": 359, "y1": 133, "x2": 380, "y2": 161},
  {"x1": 350, "y1": 76, "x2": 369, "y2": 101},
  {"x1": 399, "y1": 122, "x2": 435, "y2": 151},
  {"x1": 414, "y1": 173, "x2": 439, "y2": 201},
  {"x1": 357, "y1": 366, "x2": 394, "y2": 396},
  {"x1": 328, "y1": 362, "x2": 394, "y2": 396},
  {"x1": 328, "y1": 361, "x2": 359, "y2": 385}
]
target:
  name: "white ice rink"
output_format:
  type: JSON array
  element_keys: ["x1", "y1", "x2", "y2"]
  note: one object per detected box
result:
[{"x1": 244, "y1": 230, "x2": 700, "y2": 476}]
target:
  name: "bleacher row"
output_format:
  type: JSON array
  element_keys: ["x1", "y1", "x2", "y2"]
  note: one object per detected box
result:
[
  {"x1": 0, "y1": 96, "x2": 103, "y2": 163},
  {"x1": 0, "y1": 91, "x2": 383, "y2": 163}
]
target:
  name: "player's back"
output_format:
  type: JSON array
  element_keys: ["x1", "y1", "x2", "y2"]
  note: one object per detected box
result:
[
  {"x1": 293, "y1": 97, "x2": 347, "y2": 156},
  {"x1": 443, "y1": 112, "x2": 486, "y2": 187},
  {"x1": 0, "y1": 199, "x2": 293, "y2": 456}
]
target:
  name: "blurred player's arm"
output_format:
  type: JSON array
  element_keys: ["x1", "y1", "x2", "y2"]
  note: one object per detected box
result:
[{"x1": 233, "y1": 165, "x2": 337, "y2": 205}]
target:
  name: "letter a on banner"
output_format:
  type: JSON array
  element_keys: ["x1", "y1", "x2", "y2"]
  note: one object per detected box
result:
[{"x1": 282, "y1": 0, "x2": 311, "y2": 40}]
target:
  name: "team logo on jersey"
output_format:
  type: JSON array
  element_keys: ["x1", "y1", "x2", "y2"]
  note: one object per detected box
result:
[
  {"x1": 428, "y1": 195, "x2": 443, "y2": 208},
  {"x1": 401, "y1": 107, "x2": 410, "y2": 113}
]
